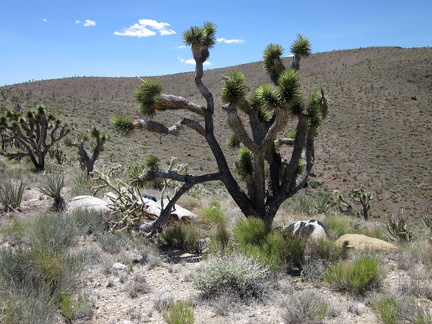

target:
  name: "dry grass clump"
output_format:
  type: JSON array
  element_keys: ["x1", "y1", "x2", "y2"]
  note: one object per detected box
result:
[{"x1": 281, "y1": 290, "x2": 333, "y2": 324}]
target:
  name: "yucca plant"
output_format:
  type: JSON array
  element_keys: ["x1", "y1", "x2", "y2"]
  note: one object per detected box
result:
[
  {"x1": 0, "y1": 180, "x2": 25, "y2": 212},
  {"x1": 38, "y1": 173, "x2": 67, "y2": 212},
  {"x1": 381, "y1": 208, "x2": 414, "y2": 242}
]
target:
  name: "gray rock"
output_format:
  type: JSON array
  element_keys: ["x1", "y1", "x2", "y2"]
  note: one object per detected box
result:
[
  {"x1": 112, "y1": 262, "x2": 127, "y2": 271},
  {"x1": 67, "y1": 195, "x2": 111, "y2": 214}
]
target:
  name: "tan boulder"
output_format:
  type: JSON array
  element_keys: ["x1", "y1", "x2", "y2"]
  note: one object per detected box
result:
[{"x1": 334, "y1": 234, "x2": 398, "y2": 251}]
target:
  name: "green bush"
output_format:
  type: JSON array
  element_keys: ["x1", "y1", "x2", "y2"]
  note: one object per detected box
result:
[
  {"x1": 193, "y1": 254, "x2": 268, "y2": 300},
  {"x1": 323, "y1": 215, "x2": 354, "y2": 239},
  {"x1": 306, "y1": 238, "x2": 344, "y2": 264},
  {"x1": 201, "y1": 200, "x2": 226, "y2": 226},
  {"x1": 28, "y1": 213, "x2": 79, "y2": 252},
  {"x1": 209, "y1": 223, "x2": 230, "y2": 254},
  {"x1": 0, "y1": 179, "x2": 25, "y2": 211},
  {"x1": 323, "y1": 256, "x2": 383, "y2": 295},
  {"x1": 373, "y1": 296, "x2": 401, "y2": 324},
  {"x1": 233, "y1": 217, "x2": 269, "y2": 247},
  {"x1": 233, "y1": 218, "x2": 308, "y2": 271},
  {"x1": 160, "y1": 223, "x2": 201, "y2": 253},
  {"x1": 162, "y1": 300, "x2": 194, "y2": 324},
  {"x1": 201, "y1": 201, "x2": 230, "y2": 253}
]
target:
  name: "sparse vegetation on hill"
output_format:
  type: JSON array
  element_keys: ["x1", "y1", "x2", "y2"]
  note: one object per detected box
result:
[{"x1": 0, "y1": 46, "x2": 430, "y2": 217}]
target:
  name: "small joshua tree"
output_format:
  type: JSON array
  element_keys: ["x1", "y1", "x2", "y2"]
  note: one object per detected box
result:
[
  {"x1": 349, "y1": 185, "x2": 374, "y2": 220},
  {"x1": 0, "y1": 104, "x2": 69, "y2": 170},
  {"x1": 112, "y1": 22, "x2": 328, "y2": 232},
  {"x1": 64, "y1": 125, "x2": 108, "y2": 176}
]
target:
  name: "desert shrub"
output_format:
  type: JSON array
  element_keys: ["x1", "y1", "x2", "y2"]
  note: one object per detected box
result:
[
  {"x1": 128, "y1": 274, "x2": 151, "y2": 298},
  {"x1": 200, "y1": 200, "x2": 226, "y2": 226},
  {"x1": 97, "y1": 231, "x2": 127, "y2": 254},
  {"x1": 153, "y1": 293, "x2": 174, "y2": 312},
  {"x1": 323, "y1": 256, "x2": 383, "y2": 295},
  {"x1": 413, "y1": 304, "x2": 432, "y2": 324},
  {"x1": 0, "y1": 285, "x2": 59, "y2": 324},
  {"x1": 233, "y1": 218, "x2": 308, "y2": 271},
  {"x1": 28, "y1": 213, "x2": 79, "y2": 252},
  {"x1": 0, "y1": 218, "x2": 27, "y2": 243},
  {"x1": 37, "y1": 172, "x2": 67, "y2": 212},
  {"x1": 160, "y1": 222, "x2": 202, "y2": 253},
  {"x1": 200, "y1": 201, "x2": 230, "y2": 253},
  {"x1": 372, "y1": 296, "x2": 401, "y2": 324},
  {"x1": 304, "y1": 238, "x2": 344, "y2": 269},
  {"x1": 70, "y1": 171, "x2": 92, "y2": 196},
  {"x1": 0, "y1": 179, "x2": 25, "y2": 211},
  {"x1": 193, "y1": 253, "x2": 269, "y2": 301},
  {"x1": 209, "y1": 223, "x2": 230, "y2": 254},
  {"x1": 323, "y1": 215, "x2": 354, "y2": 239},
  {"x1": 70, "y1": 208, "x2": 106, "y2": 236},
  {"x1": 233, "y1": 217, "x2": 269, "y2": 247},
  {"x1": 282, "y1": 290, "x2": 329, "y2": 323},
  {"x1": 162, "y1": 300, "x2": 194, "y2": 324},
  {"x1": 59, "y1": 293, "x2": 93, "y2": 322},
  {"x1": 278, "y1": 232, "x2": 307, "y2": 271}
]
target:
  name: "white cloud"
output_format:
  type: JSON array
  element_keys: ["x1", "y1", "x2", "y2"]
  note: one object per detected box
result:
[
  {"x1": 172, "y1": 45, "x2": 188, "y2": 50},
  {"x1": 114, "y1": 18, "x2": 176, "y2": 38},
  {"x1": 178, "y1": 57, "x2": 211, "y2": 66},
  {"x1": 217, "y1": 38, "x2": 245, "y2": 44},
  {"x1": 84, "y1": 19, "x2": 96, "y2": 27},
  {"x1": 75, "y1": 20, "x2": 81, "y2": 24},
  {"x1": 42, "y1": 18, "x2": 48, "y2": 22}
]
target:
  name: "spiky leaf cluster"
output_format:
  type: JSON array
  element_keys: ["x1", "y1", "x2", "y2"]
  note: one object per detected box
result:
[
  {"x1": 227, "y1": 133, "x2": 241, "y2": 149},
  {"x1": 278, "y1": 69, "x2": 300, "y2": 103},
  {"x1": 145, "y1": 154, "x2": 160, "y2": 169},
  {"x1": 183, "y1": 22, "x2": 216, "y2": 63},
  {"x1": 111, "y1": 114, "x2": 134, "y2": 135},
  {"x1": 288, "y1": 94, "x2": 305, "y2": 116},
  {"x1": 264, "y1": 44, "x2": 285, "y2": 74},
  {"x1": 128, "y1": 165, "x2": 147, "y2": 188},
  {"x1": 236, "y1": 146, "x2": 254, "y2": 180},
  {"x1": 221, "y1": 71, "x2": 248, "y2": 105},
  {"x1": 134, "y1": 80, "x2": 162, "y2": 116},
  {"x1": 306, "y1": 90, "x2": 323, "y2": 128},
  {"x1": 290, "y1": 34, "x2": 311, "y2": 57},
  {"x1": 251, "y1": 84, "x2": 280, "y2": 111}
]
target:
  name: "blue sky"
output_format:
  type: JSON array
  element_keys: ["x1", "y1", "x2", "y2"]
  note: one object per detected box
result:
[{"x1": 1, "y1": 0, "x2": 431, "y2": 86}]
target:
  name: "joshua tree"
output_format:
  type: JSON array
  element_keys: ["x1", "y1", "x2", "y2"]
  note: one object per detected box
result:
[
  {"x1": 0, "y1": 104, "x2": 69, "y2": 170},
  {"x1": 64, "y1": 125, "x2": 108, "y2": 176},
  {"x1": 112, "y1": 22, "x2": 328, "y2": 232},
  {"x1": 349, "y1": 185, "x2": 374, "y2": 220}
]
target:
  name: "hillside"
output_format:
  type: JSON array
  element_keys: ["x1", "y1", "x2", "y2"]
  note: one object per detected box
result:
[{"x1": 1, "y1": 46, "x2": 431, "y2": 218}]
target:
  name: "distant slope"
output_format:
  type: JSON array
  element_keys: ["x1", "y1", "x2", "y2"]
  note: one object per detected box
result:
[{"x1": 1, "y1": 46, "x2": 431, "y2": 217}]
